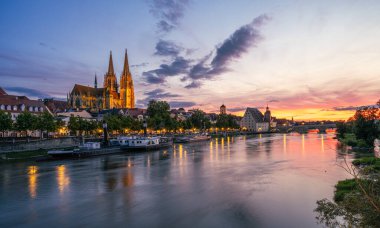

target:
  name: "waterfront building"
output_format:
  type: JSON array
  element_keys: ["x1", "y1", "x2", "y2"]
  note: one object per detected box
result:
[
  {"x1": 0, "y1": 87, "x2": 49, "y2": 137},
  {"x1": 220, "y1": 104, "x2": 226, "y2": 115},
  {"x1": 68, "y1": 50, "x2": 135, "y2": 110},
  {"x1": 240, "y1": 107, "x2": 269, "y2": 132},
  {"x1": 0, "y1": 88, "x2": 49, "y2": 121},
  {"x1": 43, "y1": 98, "x2": 68, "y2": 114}
]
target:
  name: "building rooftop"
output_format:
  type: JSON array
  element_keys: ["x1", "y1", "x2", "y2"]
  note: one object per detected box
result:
[{"x1": 246, "y1": 108, "x2": 264, "y2": 123}]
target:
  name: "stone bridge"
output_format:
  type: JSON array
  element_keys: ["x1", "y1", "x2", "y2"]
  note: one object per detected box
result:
[{"x1": 277, "y1": 123, "x2": 336, "y2": 133}]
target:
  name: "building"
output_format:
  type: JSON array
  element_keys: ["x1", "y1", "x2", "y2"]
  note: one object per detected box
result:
[
  {"x1": 264, "y1": 105, "x2": 271, "y2": 122},
  {"x1": 0, "y1": 88, "x2": 48, "y2": 121},
  {"x1": 43, "y1": 98, "x2": 68, "y2": 114},
  {"x1": 240, "y1": 107, "x2": 269, "y2": 132},
  {"x1": 0, "y1": 87, "x2": 49, "y2": 137},
  {"x1": 68, "y1": 50, "x2": 135, "y2": 110},
  {"x1": 220, "y1": 104, "x2": 226, "y2": 115}
]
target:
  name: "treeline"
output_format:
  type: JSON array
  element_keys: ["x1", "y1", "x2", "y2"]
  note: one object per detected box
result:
[
  {"x1": 0, "y1": 110, "x2": 63, "y2": 138},
  {"x1": 0, "y1": 100, "x2": 240, "y2": 138},
  {"x1": 315, "y1": 102, "x2": 380, "y2": 227},
  {"x1": 336, "y1": 105, "x2": 380, "y2": 147}
]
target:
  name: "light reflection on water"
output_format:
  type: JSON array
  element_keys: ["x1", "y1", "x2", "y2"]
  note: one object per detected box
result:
[
  {"x1": 0, "y1": 134, "x2": 352, "y2": 227},
  {"x1": 28, "y1": 166, "x2": 37, "y2": 199}
]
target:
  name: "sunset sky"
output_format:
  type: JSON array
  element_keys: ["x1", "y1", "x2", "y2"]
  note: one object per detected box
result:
[{"x1": 1, "y1": 0, "x2": 379, "y2": 120}]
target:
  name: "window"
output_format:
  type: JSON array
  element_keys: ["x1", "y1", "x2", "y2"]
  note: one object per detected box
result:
[{"x1": 0, "y1": 104, "x2": 4, "y2": 110}]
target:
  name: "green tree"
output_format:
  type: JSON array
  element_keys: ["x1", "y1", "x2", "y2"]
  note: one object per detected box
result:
[
  {"x1": 353, "y1": 109, "x2": 379, "y2": 146},
  {"x1": 15, "y1": 111, "x2": 37, "y2": 137},
  {"x1": 315, "y1": 158, "x2": 380, "y2": 227},
  {"x1": 35, "y1": 111, "x2": 56, "y2": 139},
  {"x1": 216, "y1": 114, "x2": 239, "y2": 129},
  {"x1": 68, "y1": 116, "x2": 79, "y2": 135},
  {"x1": 0, "y1": 110, "x2": 13, "y2": 137},
  {"x1": 104, "y1": 114, "x2": 123, "y2": 133},
  {"x1": 187, "y1": 109, "x2": 210, "y2": 130},
  {"x1": 146, "y1": 100, "x2": 171, "y2": 130}
]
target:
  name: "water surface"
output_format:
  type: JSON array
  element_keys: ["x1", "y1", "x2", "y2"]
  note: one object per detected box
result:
[{"x1": 0, "y1": 134, "x2": 350, "y2": 227}]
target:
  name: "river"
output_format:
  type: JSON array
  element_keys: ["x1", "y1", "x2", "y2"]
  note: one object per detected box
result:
[{"x1": 0, "y1": 133, "x2": 351, "y2": 227}]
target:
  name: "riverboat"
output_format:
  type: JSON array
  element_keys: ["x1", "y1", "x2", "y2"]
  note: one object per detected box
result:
[
  {"x1": 47, "y1": 142, "x2": 120, "y2": 158},
  {"x1": 120, "y1": 136, "x2": 173, "y2": 151}
]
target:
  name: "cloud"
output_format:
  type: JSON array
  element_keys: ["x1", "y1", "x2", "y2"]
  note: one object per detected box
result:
[
  {"x1": 39, "y1": 42, "x2": 56, "y2": 51},
  {"x1": 143, "y1": 15, "x2": 270, "y2": 88},
  {"x1": 148, "y1": 0, "x2": 191, "y2": 33},
  {"x1": 154, "y1": 40, "x2": 183, "y2": 57},
  {"x1": 0, "y1": 50, "x2": 92, "y2": 99},
  {"x1": 228, "y1": 107, "x2": 246, "y2": 112},
  {"x1": 332, "y1": 106, "x2": 359, "y2": 111},
  {"x1": 184, "y1": 81, "x2": 202, "y2": 89},
  {"x1": 131, "y1": 62, "x2": 149, "y2": 68},
  {"x1": 184, "y1": 14, "x2": 271, "y2": 88},
  {"x1": 169, "y1": 101, "x2": 196, "y2": 108},
  {"x1": 142, "y1": 57, "x2": 191, "y2": 84},
  {"x1": 144, "y1": 88, "x2": 180, "y2": 98},
  {"x1": 4, "y1": 86, "x2": 51, "y2": 98},
  {"x1": 269, "y1": 99, "x2": 279, "y2": 103},
  {"x1": 137, "y1": 88, "x2": 181, "y2": 106},
  {"x1": 136, "y1": 88, "x2": 196, "y2": 109}
]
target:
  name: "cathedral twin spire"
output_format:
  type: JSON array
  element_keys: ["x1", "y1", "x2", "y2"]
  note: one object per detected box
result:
[{"x1": 103, "y1": 49, "x2": 135, "y2": 108}]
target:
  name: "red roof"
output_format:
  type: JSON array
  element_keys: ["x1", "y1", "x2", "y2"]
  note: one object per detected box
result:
[{"x1": 0, "y1": 87, "x2": 7, "y2": 95}]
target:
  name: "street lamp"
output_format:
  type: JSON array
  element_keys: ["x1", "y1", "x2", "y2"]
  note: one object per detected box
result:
[{"x1": 102, "y1": 120, "x2": 108, "y2": 146}]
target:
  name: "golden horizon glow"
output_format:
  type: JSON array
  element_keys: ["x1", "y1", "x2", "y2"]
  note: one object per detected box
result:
[{"x1": 232, "y1": 108, "x2": 355, "y2": 121}]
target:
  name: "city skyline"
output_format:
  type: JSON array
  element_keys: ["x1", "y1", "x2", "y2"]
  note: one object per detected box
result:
[{"x1": 1, "y1": 0, "x2": 380, "y2": 120}]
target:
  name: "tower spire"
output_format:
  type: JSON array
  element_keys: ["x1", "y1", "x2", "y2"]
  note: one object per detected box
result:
[
  {"x1": 94, "y1": 73, "x2": 98, "y2": 88},
  {"x1": 122, "y1": 49, "x2": 130, "y2": 76},
  {"x1": 108, "y1": 51, "x2": 114, "y2": 75}
]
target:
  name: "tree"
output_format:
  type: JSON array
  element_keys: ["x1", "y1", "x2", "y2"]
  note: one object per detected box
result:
[
  {"x1": 315, "y1": 157, "x2": 380, "y2": 227},
  {"x1": 0, "y1": 110, "x2": 13, "y2": 137},
  {"x1": 147, "y1": 100, "x2": 171, "y2": 130},
  {"x1": 68, "y1": 116, "x2": 79, "y2": 135},
  {"x1": 352, "y1": 108, "x2": 380, "y2": 146},
  {"x1": 35, "y1": 111, "x2": 56, "y2": 139},
  {"x1": 216, "y1": 114, "x2": 239, "y2": 129},
  {"x1": 103, "y1": 114, "x2": 123, "y2": 133},
  {"x1": 187, "y1": 109, "x2": 210, "y2": 130},
  {"x1": 15, "y1": 111, "x2": 37, "y2": 137}
]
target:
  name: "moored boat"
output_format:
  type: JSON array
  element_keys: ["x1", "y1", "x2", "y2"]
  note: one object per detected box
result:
[
  {"x1": 120, "y1": 136, "x2": 173, "y2": 151},
  {"x1": 47, "y1": 142, "x2": 120, "y2": 158}
]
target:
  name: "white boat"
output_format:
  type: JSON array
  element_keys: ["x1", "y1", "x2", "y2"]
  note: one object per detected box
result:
[
  {"x1": 120, "y1": 136, "x2": 172, "y2": 151},
  {"x1": 110, "y1": 136, "x2": 134, "y2": 146},
  {"x1": 48, "y1": 142, "x2": 101, "y2": 158}
]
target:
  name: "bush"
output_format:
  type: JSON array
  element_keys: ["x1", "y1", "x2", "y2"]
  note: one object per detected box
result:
[{"x1": 334, "y1": 179, "x2": 357, "y2": 202}]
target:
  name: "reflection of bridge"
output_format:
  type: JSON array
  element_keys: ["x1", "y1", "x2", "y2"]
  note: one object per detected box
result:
[{"x1": 277, "y1": 123, "x2": 336, "y2": 133}]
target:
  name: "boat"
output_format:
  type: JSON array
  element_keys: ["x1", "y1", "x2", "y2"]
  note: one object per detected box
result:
[
  {"x1": 110, "y1": 136, "x2": 134, "y2": 146},
  {"x1": 47, "y1": 142, "x2": 120, "y2": 158},
  {"x1": 174, "y1": 134, "x2": 211, "y2": 143},
  {"x1": 120, "y1": 136, "x2": 173, "y2": 151}
]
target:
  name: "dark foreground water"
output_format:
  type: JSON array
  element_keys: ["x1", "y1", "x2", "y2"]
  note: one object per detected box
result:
[{"x1": 0, "y1": 134, "x2": 350, "y2": 228}]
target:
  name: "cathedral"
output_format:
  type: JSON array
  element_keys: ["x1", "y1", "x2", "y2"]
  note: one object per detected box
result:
[{"x1": 68, "y1": 50, "x2": 135, "y2": 110}]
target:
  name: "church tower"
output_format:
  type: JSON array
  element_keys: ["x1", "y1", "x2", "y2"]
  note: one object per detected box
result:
[
  {"x1": 120, "y1": 49, "x2": 135, "y2": 108},
  {"x1": 264, "y1": 104, "x2": 271, "y2": 122},
  {"x1": 103, "y1": 51, "x2": 117, "y2": 92}
]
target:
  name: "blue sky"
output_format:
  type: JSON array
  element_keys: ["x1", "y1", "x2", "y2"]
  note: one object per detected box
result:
[{"x1": 1, "y1": 0, "x2": 380, "y2": 120}]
